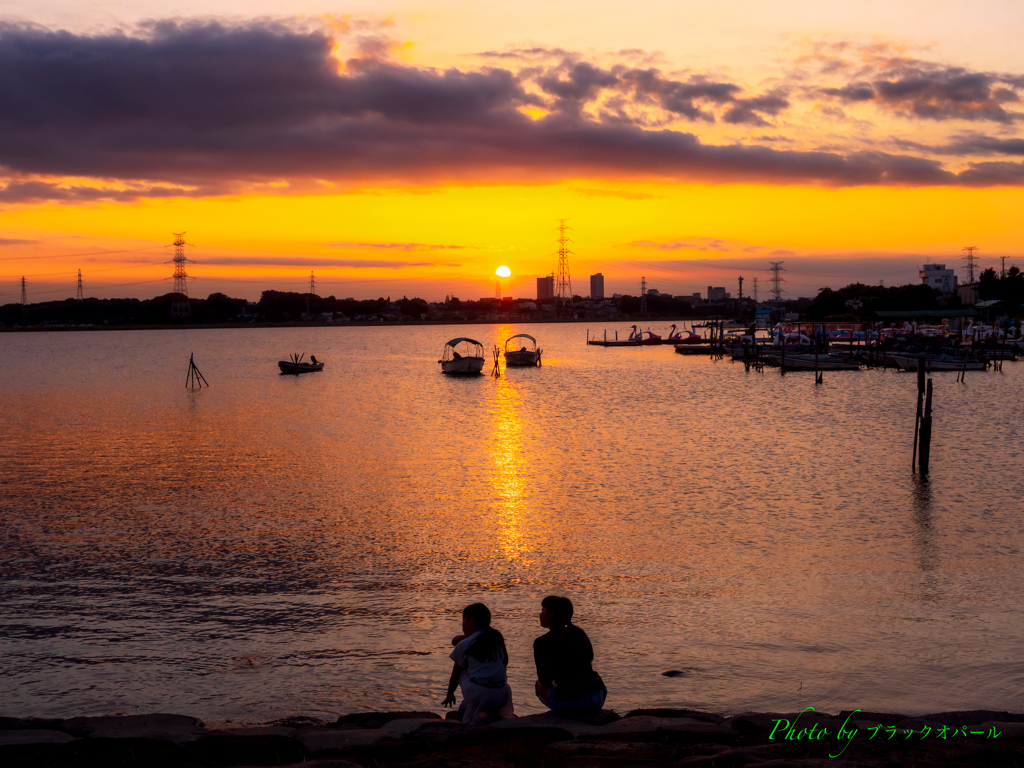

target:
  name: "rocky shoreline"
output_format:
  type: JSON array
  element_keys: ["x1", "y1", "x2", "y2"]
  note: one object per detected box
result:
[{"x1": 3, "y1": 708, "x2": 1023, "y2": 767}]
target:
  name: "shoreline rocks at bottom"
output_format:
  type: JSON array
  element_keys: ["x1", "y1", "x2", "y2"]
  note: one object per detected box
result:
[{"x1": 2, "y1": 708, "x2": 1024, "y2": 767}]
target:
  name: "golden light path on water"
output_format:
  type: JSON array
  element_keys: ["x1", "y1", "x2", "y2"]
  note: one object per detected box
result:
[{"x1": 490, "y1": 336, "x2": 526, "y2": 561}]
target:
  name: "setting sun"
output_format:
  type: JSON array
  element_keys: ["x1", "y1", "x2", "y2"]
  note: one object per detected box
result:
[{"x1": 496, "y1": 265, "x2": 511, "y2": 278}]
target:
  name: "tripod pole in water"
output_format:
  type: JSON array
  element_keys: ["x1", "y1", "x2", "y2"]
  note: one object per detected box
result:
[{"x1": 186, "y1": 353, "x2": 209, "y2": 389}]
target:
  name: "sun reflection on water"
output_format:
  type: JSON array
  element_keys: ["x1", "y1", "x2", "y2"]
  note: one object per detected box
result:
[{"x1": 489, "y1": 354, "x2": 528, "y2": 562}]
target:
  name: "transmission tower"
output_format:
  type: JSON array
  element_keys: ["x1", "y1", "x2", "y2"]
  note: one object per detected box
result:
[
  {"x1": 20, "y1": 276, "x2": 28, "y2": 324},
  {"x1": 307, "y1": 271, "x2": 316, "y2": 317},
  {"x1": 76, "y1": 269, "x2": 84, "y2": 301},
  {"x1": 962, "y1": 246, "x2": 979, "y2": 284},
  {"x1": 495, "y1": 277, "x2": 501, "y2": 300},
  {"x1": 167, "y1": 232, "x2": 194, "y2": 319},
  {"x1": 639, "y1": 277, "x2": 647, "y2": 315},
  {"x1": 767, "y1": 261, "x2": 787, "y2": 301},
  {"x1": 555, "y1": 219, "x2": 573, "y2": 308},
  {"x1": 1001, "y1": 255, "x2": 1007, "y2": 280},
  {"x1": 752, "y1": 277, "x2": 759, "y2": 303}
]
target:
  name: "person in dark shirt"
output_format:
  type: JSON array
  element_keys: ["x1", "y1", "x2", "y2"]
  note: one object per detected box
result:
[{"x1": 533, "y1": 595, "x2": 607, "y2": 718}]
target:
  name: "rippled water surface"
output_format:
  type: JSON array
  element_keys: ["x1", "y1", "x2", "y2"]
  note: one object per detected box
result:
[{"x1": 2, "y1": 324, "x2": 1022, "y2": 722}]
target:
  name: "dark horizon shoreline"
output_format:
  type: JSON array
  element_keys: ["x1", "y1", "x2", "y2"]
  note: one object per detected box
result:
[{"x1": 0, "y1": 315, "x2": 717, "y2": 333}]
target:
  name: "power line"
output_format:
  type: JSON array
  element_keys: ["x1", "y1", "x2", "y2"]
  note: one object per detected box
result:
[{"x1": 0, "y1": 246, "x2": 162, "y2": 262}]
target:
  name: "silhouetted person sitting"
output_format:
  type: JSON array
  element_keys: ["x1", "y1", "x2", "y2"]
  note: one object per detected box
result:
[
  {"x1": 533, "y1": 595, "x2": 607, "y2": 718},
  {"x1": 442, "y1": 603, "x2": 514, "y2": 724}
]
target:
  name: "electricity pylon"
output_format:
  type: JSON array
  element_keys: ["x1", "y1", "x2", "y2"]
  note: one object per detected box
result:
[
  {"x1": 768, "y1": 261, "x2": 787, "y2": 301},
  {"x1": 555, "y1": 219, "x2": 573, "y2": 308},
  {"x1": 167, "y1": 232, "x2": 194, "y2": 319}
]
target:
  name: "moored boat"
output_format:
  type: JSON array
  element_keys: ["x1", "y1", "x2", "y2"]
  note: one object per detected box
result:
[
  {"x1": 504, "y1": 334, "x2": 542, "y2": 366},
  {"x1": 439, "y1": 337, "x2": 486, "y2": 374},
  {"x1": 278, "y1": 353, "x2": 324, "y2": 374}
]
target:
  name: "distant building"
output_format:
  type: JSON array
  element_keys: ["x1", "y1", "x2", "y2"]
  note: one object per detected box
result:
[
  {"x1": 646, "y1": 288, "x2": 661, "y2": 295},
  {"x1": 537, "y1": 275, "x2": 554, "y2": 300},
  {"x1": 690, "y1": 292, "x2": 703, "y2": 305},
  {"x1": 590, "y1": 273, "x2": 605, "y2": 300},
  {"x1": 958, "y1": 282, "x2": 979, "y2": 306},
  {"x1": 708, "y1": 286, "x2": 729, "y2": 302},
  {"x1": 920, "y1": 263, "x2": 957, "y2": 295}
]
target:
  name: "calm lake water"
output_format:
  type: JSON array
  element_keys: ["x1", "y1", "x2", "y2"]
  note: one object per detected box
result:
[{"x1": 1, "y1": 323, "x2": 1022, "y2": 723}]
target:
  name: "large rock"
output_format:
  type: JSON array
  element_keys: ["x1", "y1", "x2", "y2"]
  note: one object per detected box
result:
[
  {"x1": 181, "y1": 733, "x2": 307, "y2": 766},
  {"x1": 0, "y1": 717, "x2": 66, "y2": 732},
  {"x1": 922, "y1": 711, "x2": 1024, "y2": 726},
  {"x1": 63, "y1": 713, "x2": 206, "y2": 743},
  {"x1": 0, "y1": 729, "x2": 77, "y2": 746},
  {"x1": 624, "y1": 709, "x2": 725, "y2": 725},
  {"x1": 296, "y1": 728, "x2": 389, "y2": 751},
  {"x1": 676, "y1": 744, "x2": 790, "y2": 767},
  {"x1": 332, "y1": 711, "x2": 441, "y2": 730}
]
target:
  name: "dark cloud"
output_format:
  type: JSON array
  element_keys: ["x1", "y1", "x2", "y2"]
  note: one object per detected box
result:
[
  {"x1": 0, "y1": 179, "x2": 199, "y2": 203},
  {"x1": 941, "y1": 135, "x2": 1024, "y2": 156},
  {"x1": 0, "y1": 20, "x2": 1019, "y2": 201},
  {"x1": 956, "y1": 161, "x2": 1024, "y2": 186},
  {"x1": 537, "y1": 61, "x2": 620, "y2": 113},
  {"x1": 632, "y1": 238, "x2": 732, "y2": 252},
  {"x1": 201, "y1": 256, "x2": 443, "y2": 268},
  {"x1": 723, "y1": 91, "x2": 790, "y2": 126},
  {"x1": 475, "y1": 46, "x2": 575, "y2": 61},
  {"x1": 821, "y1": 83, "x2": 875, "y2": 102},
  {"x1": 324, "y1": 242, "x2": 467, "y2": 251},
  {"x1": 820, "y1": 63, "x2": 1024, "y2": 123},
  {"x1": 0, "y1": 238, "x2": 38, "y2": 245}
]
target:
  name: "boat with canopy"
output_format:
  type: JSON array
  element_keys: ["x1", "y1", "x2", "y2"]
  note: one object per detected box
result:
[
  {"x1": 503, "y1": 334, "x2": 542, "y2": 366},
  {"x1": 439, "y1": 338, "x2": 486, "y2": 374}
]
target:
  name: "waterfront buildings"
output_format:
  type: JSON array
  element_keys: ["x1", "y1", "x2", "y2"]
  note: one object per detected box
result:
[
  {"x1": 920, "y1": 263, "x2": 958, "y2": 295},
  {"x1": 537, "y1": 275, "x2": 554, "y2": 300}
]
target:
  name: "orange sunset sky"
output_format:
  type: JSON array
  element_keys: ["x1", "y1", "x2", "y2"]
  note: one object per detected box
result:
[{"x1": 1, "y1": 0, "x2": 1023, "y2": 303}]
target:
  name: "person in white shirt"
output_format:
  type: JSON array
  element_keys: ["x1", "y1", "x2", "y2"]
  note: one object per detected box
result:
[{"x1": 442, "y1": 603, "x2": 514, "y2": 723}]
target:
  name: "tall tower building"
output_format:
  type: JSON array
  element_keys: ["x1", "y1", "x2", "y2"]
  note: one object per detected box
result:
[
  {"x1": 590, "y1": 273, "x2": 605, "y2": 300},
  {"x1": 536, "y1": 275, "x2": 554, "y2": 300}
]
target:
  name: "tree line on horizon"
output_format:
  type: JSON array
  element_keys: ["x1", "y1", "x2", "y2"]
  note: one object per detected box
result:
[{"x1": 3, "y1": 279, "x2": 1021, "y2": 327}]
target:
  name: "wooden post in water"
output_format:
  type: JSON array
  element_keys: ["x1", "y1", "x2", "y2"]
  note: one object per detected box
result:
[
  {"x1": 912, "y1": 362, "x2": 925, "y2": 468},
  {"x1": 919, "y1": 379, "x2": 934, "y2": 472},
  {"x1": 814, "y1": 329, "x2": 823, "y2": 385},
  {"x1": 780, "y1": 334, "x2": 786, "y2": 375}
]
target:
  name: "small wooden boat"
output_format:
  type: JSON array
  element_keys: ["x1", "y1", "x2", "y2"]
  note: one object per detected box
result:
[
  {"x1": 278, "y1": 353, "x2": 324, "y2": 374},
  {"x1": 439, "y1": 337, "x2": 485, "y2": 374},
  {"x1": 504, "y1": 334, "x2": 542, "y2": 366}
]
